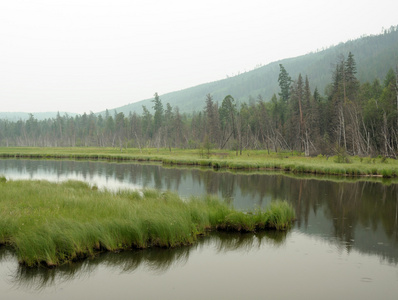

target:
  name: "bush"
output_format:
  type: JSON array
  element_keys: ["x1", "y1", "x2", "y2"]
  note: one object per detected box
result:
[{"x1": 333, "y1": 146, "x2": 352, "y2": 164}]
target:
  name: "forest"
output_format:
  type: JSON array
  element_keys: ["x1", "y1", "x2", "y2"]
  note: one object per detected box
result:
[{"x1": 0, "y1": 51, "x2": 397, "y2": 158}]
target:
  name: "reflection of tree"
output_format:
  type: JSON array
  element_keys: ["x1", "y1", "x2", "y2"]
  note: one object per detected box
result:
[
  {"x1": 141, "y1": 164, "x2": 152, "y2": 187},
  {"x1": 2, "y1": 159, "x2": 398, "y2": 264},
  {"x1": 273, "y1": 177, "x2": 398, "y2": 261},
  {"x1": 7, "y1": 232, "x2": 286, "y2": 291},
  {"x1": 321, "y1": 181, "x2": 398, "y2": 247},
  {"x1": 162, "y1": 167, "x2": 183, "y2": 191},
  {"x1": 325, "y1": 183, "x2": 360, "y2": 249},
  {"x1": 193, "y1": 170, "x2": 257, "y2": 205},
  {"x1": 153, "y1": 165, "x2": 162, "y2": 190},
  {"x1": 196, "y1": 170, "x2": 398, "y2": 263}
]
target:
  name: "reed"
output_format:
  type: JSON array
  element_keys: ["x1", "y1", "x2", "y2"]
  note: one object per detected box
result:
[{"x1": 0, "y1": 179, "x2": 295, "y2": 267}]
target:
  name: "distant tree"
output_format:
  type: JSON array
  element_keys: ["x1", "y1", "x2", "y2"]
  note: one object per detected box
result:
[
  {"x1": 172, "y1": 107, "x2": 184, "y2": 148},
  {"x1": 115, "y1": 112, "x2": 125, "y2": 151},
  {"x1": 189, "y1": 111, "x2": 205, "y2": 147},
  {"x1": 219, "y1": 95, "x2": 237, "y2": 149},
  {"x1": 278, "y1": 64, "x2": 292, "y2": 102},
  {"x1": 105, "y1": 112, "x2": 115, "y2": 146},
  {"x1": 152, "y1": 93, "x2": 164, "y2": 133},
  {"x1": 379, "y1": 68, "x2": 398, "y2": 156},
  {"x1": 288, "y1": 74, "x2": 304, "y2": 150},
  {"x1": 345, "y1": 52, "x2": 360, "y2": 101},
  {"x1": 204, "y1": 94, "x2": 220, "y2": 145},
  {"x1": 141, "y1": 105, "x2": 153, "y2": 141},
  {"x1": 313, "y1": 87, "x2": 321, "y2": 102},
  {"x1": 371, "y1": 79, "x2": 383, "y2": 100},
  {"x1": 164, "y1": 103, "x2": 174, "y2": 150},
  {"x1": 327, "y1": 55, "x2": 347, "y2": 150}
]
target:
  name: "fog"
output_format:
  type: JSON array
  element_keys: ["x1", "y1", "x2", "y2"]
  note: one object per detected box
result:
[{"x1": 0, "y1": 0, "x2": 396, "y2": 114}]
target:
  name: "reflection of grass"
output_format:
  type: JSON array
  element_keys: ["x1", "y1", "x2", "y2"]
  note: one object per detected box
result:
[
  {"x1": 9, "y1": 231, "x2": 287, "y2": 290},
  {"x1": 0, "y1": 180, "x2": 295, "y2": 267},
  {"x1": 1, "y1": 147, "x2": 398, "y2": 178},
  {"x1": 212, "y1": 230, "x2": 288, "y2": 252}
]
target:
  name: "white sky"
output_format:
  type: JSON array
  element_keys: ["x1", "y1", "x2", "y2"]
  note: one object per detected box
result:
[{"x1": 0, "y1": 0, "x2": 397, "y2": 114}]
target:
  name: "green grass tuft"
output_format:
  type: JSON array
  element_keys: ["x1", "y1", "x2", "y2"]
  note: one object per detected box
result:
[{"x1": 0, "y1": 180, "x2": 295, "y2": 267}]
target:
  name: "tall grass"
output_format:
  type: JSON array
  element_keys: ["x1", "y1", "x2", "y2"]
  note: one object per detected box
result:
[{"x1": 0, "y1": 180, "x2": 295, "y2": 267}]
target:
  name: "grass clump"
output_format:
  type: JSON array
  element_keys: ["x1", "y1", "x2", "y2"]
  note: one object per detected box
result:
[{"x1": 0, "y1": 180, "x2": 295, "y2": 267}]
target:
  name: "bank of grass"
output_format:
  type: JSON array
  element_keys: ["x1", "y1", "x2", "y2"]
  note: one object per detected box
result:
[
  {"x1": 1, "y1": 147, "x2": 398, "y2": 178},
  {"x1": 0, "y1": 179, "x2": 295, "y2": 267}
]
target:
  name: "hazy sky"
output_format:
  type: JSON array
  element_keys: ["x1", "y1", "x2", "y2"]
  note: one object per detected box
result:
[{"x1": 0, "y1": 0, "x2": 397, "y2": 114}]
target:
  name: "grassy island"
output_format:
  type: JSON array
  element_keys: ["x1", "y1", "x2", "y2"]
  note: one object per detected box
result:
[{"x1": 0, "y1": 179, "x2": 295, "y2": 267}]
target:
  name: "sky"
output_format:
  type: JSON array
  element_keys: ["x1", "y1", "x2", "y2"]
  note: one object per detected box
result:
[{"x1": 0, "y1": 0, "x2": 397, "y2": 114}]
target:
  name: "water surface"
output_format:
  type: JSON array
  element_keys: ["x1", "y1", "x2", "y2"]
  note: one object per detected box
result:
[{"x1": 0, "y1": 159, "x2": 397, "y2": 299}]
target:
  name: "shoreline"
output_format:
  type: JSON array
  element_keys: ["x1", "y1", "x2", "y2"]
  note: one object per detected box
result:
[{"x1": 0, "y1": 147, "x2": 397, "y2": 178}]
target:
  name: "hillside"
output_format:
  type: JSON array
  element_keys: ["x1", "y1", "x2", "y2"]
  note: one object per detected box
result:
[
  {"x1": 103, "y1": 27, "x2": 398, "y2": 115},
  {"x1": 0, "y1": 27, "x2": 397, "y2": 121}
]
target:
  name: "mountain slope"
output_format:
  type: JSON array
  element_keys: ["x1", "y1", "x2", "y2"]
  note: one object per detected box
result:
[
  {"x1": 1, "y1": 27, "x2": 396, "y2": 121},
  {"x1": 104, "y1": 28, "x2": 398, "y2": 116}
]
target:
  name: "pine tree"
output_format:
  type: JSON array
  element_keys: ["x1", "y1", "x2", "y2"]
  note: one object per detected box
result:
[
  {"x1": 152, "y1": 93, "x2": 164, "y2": 134},
  {"x1": 278, "y1": 64, "x2": 292, "y2": 102},
  {"x1": 219, "y1": 95, "x2": 237, "y2": 149},
  {"x1": 345, "y1": 52, "x2": 360, "y2": 101},
  {"x1": 204, "y1": 94, "x2": 220, "y2": 145},
  {"x1": 313, "y1": 87, "x2": 321, "y2": 103}
]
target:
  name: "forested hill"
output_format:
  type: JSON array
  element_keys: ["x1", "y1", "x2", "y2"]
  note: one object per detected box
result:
[
  {"x1": 104, "y1": 27, "x2": 398, "y2": 115},
  {"x1": 1, "y1": 26, "x2": 397, "y2": 156}
]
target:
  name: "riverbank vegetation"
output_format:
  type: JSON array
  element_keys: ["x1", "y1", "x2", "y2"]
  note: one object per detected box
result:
[
  {"x1": 1, "y1": 147, "x2": 398, "y2": 178},
  {"x1": 0, "y1": 49, "x2": 397, "y2": 158},
  {"x1": 0, "y1": 179, "x2": 295, "y2": 267}
]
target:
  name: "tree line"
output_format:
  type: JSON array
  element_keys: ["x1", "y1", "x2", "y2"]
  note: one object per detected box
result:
[{"x1": 0, "y1": 52, "x2": 397, "y2": 157}]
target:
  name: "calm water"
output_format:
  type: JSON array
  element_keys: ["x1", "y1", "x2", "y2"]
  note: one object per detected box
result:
[{"x1": 1, "y1": 159, "x2": 398, "y2": 299}]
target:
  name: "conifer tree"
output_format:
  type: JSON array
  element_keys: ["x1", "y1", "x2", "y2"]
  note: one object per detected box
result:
[
  {"x1": 152, "y1": 93, "x2": 164, "y2": 133},
  {"x1": 278, "y1": 64, "x2": 292, "y2": 102},
  {"x1": 345, "y1": 52, "x2": 360, "y2": 101}
]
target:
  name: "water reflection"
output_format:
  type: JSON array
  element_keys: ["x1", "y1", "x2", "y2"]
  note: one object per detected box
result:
[
  {"x1": 7, "y1": 231, "x2": 286, "y2": 291},
  {"x1": 0, "y1": 159, "x2": 397, "y2": 265}
]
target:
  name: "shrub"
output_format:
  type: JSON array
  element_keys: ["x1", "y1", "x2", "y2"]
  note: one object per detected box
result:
[{"x1": 333, "y1": 146, "x2": 352, "y2": 164}]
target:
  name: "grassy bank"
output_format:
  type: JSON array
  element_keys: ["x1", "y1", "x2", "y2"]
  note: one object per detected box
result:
[
  {"x1": 0, "y1": 179, "x2": 295, "y2": 267},
  {"x1": 0, "y1": 147, "x2": 397, "y2": 177}
]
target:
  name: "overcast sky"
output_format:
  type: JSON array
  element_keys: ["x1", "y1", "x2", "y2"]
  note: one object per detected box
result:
[{"x1": 0, "y1": 0, "x2": 397, "y2": 114}]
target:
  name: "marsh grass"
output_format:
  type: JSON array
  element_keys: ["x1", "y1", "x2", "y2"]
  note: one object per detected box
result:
[
  {"x1": 0, "y1": 180, "x2": 295, "y2": 267},
  {"x1": 1, "y1": 147, "x2": 397, "y2": 177}
]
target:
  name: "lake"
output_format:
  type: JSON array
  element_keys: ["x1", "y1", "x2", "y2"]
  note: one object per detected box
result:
[{"x1": 1, "y1": 159, "x2": 397, "y2": 299}]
